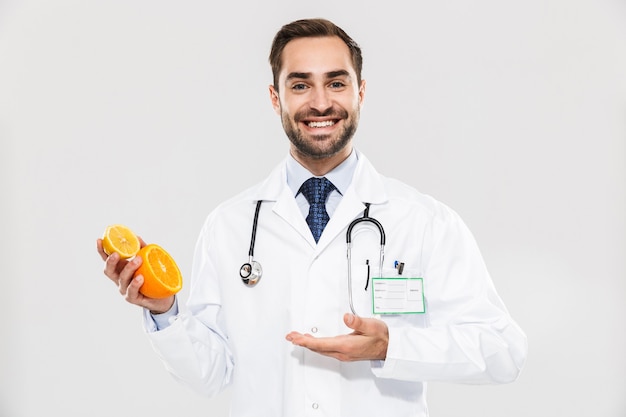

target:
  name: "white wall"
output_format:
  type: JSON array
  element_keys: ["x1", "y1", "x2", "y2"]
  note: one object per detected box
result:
[{"x1": 1, "y1": 1, "x2": 624, "y2": 416}]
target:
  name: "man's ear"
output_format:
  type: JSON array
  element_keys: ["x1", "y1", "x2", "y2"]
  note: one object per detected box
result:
[
  {"x1": 358, "y1": 79, "x2": 366, "y2": 106},
  {"x1": 269, "y1": 85, "x2": 281, "y2": 115}
]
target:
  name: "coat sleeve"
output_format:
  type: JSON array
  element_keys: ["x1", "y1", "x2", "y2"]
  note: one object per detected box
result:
[
  {"x1": 143, "y1": 214, "x2": 235, "y2": 398},
  {"x1": 373, "y1": 205, "x2": 528, "y2": 383}
]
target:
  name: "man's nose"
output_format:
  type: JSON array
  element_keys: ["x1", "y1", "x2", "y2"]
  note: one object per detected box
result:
[{"x1": 309, "y1": 87, "x2": 332, "y2": 113}]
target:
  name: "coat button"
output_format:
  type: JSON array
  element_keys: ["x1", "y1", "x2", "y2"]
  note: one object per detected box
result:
[
  {"x1": 312, "y1": 403, "x2": 319, "y2": 409},
  {"x1": 311, "y1": 327, "x2": 318, "y2": 333}
]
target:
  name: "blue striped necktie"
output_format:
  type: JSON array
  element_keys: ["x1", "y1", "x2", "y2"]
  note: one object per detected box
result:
[{"x1": 299, "y1": 177, "x2": 336, "y2": 243}]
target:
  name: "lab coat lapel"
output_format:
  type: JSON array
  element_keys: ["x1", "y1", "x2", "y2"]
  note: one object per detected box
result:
[
  {"x1": 253, "y1": 159, "x2": 317, "y2": 247},
  {"x1": 273, "y1": 187, "x2": 315, "y2": 246},
  {"x1": 350, "y1": 153, "x2": 388, "y2": 206}
]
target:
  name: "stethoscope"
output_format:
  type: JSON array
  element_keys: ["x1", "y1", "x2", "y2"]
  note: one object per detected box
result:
[
  {"x1": 239, "y1": 200, "x2": 264, "y2": 285},
  {"x1": 240, "y1": 201, "x2": 386, "y2": 316}
]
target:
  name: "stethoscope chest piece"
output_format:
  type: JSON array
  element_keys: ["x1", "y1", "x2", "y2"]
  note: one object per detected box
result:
[{"x1": 240, "y1": 260, "x2": 262, "y2": 286}]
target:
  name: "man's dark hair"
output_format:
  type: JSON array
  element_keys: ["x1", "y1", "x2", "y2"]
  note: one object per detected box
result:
[{"x1": 269, "y1": 18, "x2": 363, "y2": 90}]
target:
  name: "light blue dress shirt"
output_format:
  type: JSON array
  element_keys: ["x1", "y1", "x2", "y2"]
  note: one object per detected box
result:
[{"x1": 287, "y1": 148, "x2": 358, "y2": 218}]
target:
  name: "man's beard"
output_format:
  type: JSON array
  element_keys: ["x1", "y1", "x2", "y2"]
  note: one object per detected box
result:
[{"x1": 282, "y1": 106, "x2": 359, "y2": 160}]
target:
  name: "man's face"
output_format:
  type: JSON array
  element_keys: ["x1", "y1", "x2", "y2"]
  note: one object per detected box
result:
[{"x1": 270, "y1": 36, "x2": 365, "y2": 161}]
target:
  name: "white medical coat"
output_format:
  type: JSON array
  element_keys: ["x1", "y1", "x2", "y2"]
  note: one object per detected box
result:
[{"x1": 144, "y1": 152, "x2": 527, "y2": 417}]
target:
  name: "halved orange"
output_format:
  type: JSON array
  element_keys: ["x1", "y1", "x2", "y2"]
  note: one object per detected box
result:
[
  {"x1": 134, "y1": 244, "x2": 183, "y2": 298},
  {"x1": 102, "y1": 224, "x2": 141, "y2": 259}
]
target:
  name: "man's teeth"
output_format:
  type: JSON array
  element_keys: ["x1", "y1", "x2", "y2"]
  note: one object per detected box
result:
[{"x1": 308, "y1": 120, "x2": 335, "y2": 128}]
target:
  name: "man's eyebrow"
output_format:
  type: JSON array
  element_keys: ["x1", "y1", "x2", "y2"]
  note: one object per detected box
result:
[
  {"x1": 285, "y1": 72, "x2": 311, "y2": 81},
  {"x1": 285, "y1": 70, "x2": 352, "y2": 82},
  {"x1": 326, "y1": 70, "x2": 351, "y2": 79}
]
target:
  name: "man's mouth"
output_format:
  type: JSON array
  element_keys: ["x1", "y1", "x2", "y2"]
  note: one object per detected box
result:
[{"x1": 307, "y1": 120, "x2": 336, "y2": 128}]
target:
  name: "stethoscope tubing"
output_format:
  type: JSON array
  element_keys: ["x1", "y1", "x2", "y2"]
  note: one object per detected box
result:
[
  {"x1": 346, "y1": 211, "x2": 386, "y2": 315},
  {"x1": 247, "y1": 200, "x2": 263, "y2": 259}
]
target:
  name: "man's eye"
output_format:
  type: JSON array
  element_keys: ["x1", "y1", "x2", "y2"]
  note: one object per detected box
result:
[
  {"x1": 330, "y1": 81, "x2": 345, "y2": 88},
  {"x1": 292, "y1": 83, "x2": 308, "y2": 91}
]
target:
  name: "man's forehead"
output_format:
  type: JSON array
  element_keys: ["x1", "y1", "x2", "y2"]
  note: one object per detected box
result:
[{"x1": 279, "y1": 36, "x2": 355, "y2": 80}]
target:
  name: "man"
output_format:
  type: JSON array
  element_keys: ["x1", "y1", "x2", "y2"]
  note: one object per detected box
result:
[{"x1": 98, "y1": 18, "x2": 527, "y2": 417}]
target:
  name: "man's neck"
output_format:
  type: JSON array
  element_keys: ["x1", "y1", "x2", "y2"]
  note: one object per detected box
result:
[{"x1": 289, "y1": 145, "x2": 353, "y2": 176}]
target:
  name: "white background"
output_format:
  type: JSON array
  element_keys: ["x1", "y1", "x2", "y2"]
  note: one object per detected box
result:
[{"x1": 1, "y1": 1, "x2": 624, "y2": 416}]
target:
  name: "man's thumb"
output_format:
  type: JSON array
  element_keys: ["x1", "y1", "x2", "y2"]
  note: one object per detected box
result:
[{"x1": 344, "y1": 313, "x2": 359, "y2": 329}]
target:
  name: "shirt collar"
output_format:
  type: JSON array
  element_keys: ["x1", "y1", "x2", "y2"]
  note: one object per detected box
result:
[{"x1": 286, "y1": 149, "x2": 359, "y2": 197}]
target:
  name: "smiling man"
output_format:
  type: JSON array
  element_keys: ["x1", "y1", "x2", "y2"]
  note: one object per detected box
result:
[
  {"x1": 270, "y1": 35, "x2": 363, "y2": 174},
  {"x1": 98, "y1": 18, "x2": 527, "y2": 417}
]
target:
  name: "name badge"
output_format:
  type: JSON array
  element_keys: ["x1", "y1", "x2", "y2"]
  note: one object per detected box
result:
[{"x1": 372, "y1": 277, "x2": 425, "y2": 314}]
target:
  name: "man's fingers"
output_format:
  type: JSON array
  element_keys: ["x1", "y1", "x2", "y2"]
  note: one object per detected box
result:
[
  {"x1": 96, "y1": 238, "x2": 108, "y2": 261},
  {"x1": 124, "y1": 274, "x2": 144, "y2": 302},
  {"x1": 286, "y1": 331, "x2": 312, "y2": 343},
  {"x1": 286, "y1": 332, "x2": 345, "y2": 351},
  {"x1": 286, "y1": 332, "x2": 357, "y2": 361},
  {"x1": 103, "y1": 251, "x2": 121, "y2": 281},
  {"x1": 117, "y1": 256, "x2": 142, "y2": 295}
]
